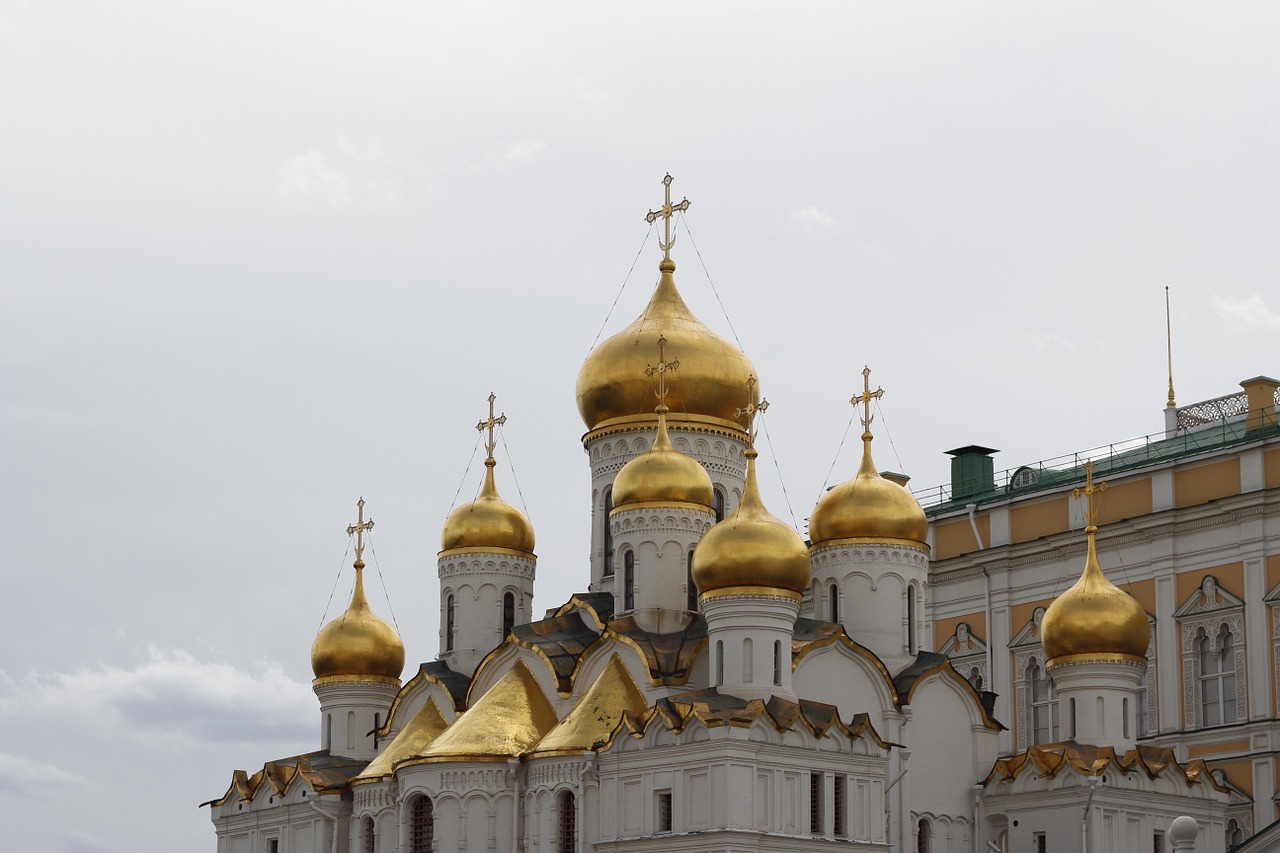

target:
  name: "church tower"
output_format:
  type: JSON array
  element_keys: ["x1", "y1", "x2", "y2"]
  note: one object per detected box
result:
[
  {"x1": 309, "y1": 499, "x2": 405, "y2": 761},
  {"x1": 1040, "y1": 461, "x2": 1150, "y2": 750},
  {"x1": 575, "y1": 175, "x2": 756, "y2": 600},
  {"x1": 692, "y1": 387, "x2": 811, "y2": 702},
  {"x1": 438, "y1": 394, "x2": 536, "y2": 676},
  {"x1": 607, "y1": 335, "x2": 718, "y2": 630}
]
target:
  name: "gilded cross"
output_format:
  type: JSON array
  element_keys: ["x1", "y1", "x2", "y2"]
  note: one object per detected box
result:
[
  {"x1": 735, "y1": 375, "x2": 769, "y2": 442},
  {"x1": 476, "y1": 392, "x2": 507, "y2": 459},
  {"x1": 346, "y1": 497, "x2": 375, "y2": 563},
  {"x1": 1073, "y1": 460, "x2": 1108, "y2": 526},
  {"x1": 644, "y1": 173, "x2": 691, "y2": 261},
  {"x1": 851, "y1": 366, "x2": 884, "y2": 432},
  {"x1": 645, "y1": 335, "x2": 680, "y2": 408}
]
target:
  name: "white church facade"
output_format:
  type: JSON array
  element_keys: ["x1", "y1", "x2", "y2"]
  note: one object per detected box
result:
[{"x1": 207, "y1": 177, "x2": 1277, "y2": 853}]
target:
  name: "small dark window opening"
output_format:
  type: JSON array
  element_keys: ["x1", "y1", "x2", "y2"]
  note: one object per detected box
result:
[
  {"x1": 687, "y1": 550, "x2": 698, "y2": 611},
  {"x1": 445, "y1": 595, "x2": 455, "y2": 652},
  {"x1": 833, "y1": 775, "x2": 846, "y2": 837},
  {"x1": 503, "y1": 591, "x2": 515, "y2": 636},
  {"x1": 829, "y1": 583, "x2": 839, "y2": 622},
  {"x1": 558, "y1": 791, "x2": 577, "y2": 853},
  {"x1": 713, "y1": 487, "x2": 725, "y2": 522},
  {"x1": 410, "y1": 795, "x2": 435, "y2": 853},
  {"x1": 809, "y1": 772, "x2": 823, "y2": 834},
  {"x1": 624, "y1": 551, "x2": 635, "y2": 610},
  {"x1": 603, "y1": 488, "x2": 615, "y2": 577},
  {"x1": 657, "y1": 791, "x2": 673, "y2": 832}
]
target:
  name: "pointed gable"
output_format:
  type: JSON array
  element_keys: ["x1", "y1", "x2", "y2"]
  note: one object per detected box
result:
[
  {"x1": 411, "y1": 660, "x2": 557, "y2": 764},
  {"x1": 531, "y1": 655, "x2": 647, "y2": 756},
  {"x1": 354, "y1": 697, "x2": 449, "y2": 783}
]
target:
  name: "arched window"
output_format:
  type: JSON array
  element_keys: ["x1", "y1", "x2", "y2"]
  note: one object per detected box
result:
[
  {"x1": 916, "y1": 817, "x2": 932, "y2": 853},
  {"x1": 602, "y1": 488, "x2": 614, "y2": 577},
  {"x1": 1136, "y1": 666, "x2": 1149, "y2": 738},
  {"x1": 907, "y1": 586, "x2": 917, "y2": 655},
  {"x1": 1199, "y1": 625, "x2": 1237, "y2": 726},
  {"x1": 773, "y1": 640, "x2": 782, "y2": 686},
  {"x1": 623, "y1": 551, "x2": 635, "y2": 610},
  {"x1": 1029, "y1": 659, "x2": 1059, "y2": 744},
  {"x1": 716, "y1": 640, "x2": 724, "y2": 686},
  {"x1": 687, "y1": 550, "x2": 698, "y2": 611},
  {"x1": 363, "y1": 816, "x2": 375, "y2": 853},
  {"x1": 445, "y1": 595, "x2": 455, "y2": 652},
  {"x1": 713, "y1": 487, "x2": 725, "y2": 522},
  {"x1": 324, "y1": 714, "x2": 332, "y2": 749},
  {"x1": 410, "y1": 795, "x2": 434, "y2": 853},
  {"x1": 1227, "y1": 818, "x2": 1244, "y2": 847},
  {"x1": 743, "y1": 638, "x2": 753, "y2": 683},
  {"x1": 829, "y1": 583, "x2": 839, "y2": 622},
  {"x1": 503, "y1": 592, "x2": 515, "y2": 636},
  {"x1": 557, "y1": 790, "x2": 577, "y2": 853}
]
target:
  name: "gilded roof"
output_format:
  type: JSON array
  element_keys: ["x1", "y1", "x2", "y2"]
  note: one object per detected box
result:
[
  {"x1": 984, "y1": 742, "x2": 1231, "y2": 792},
  {"x1": 310, "y1": 563, "x2": 405, "y2": 682},
  {"x1": 809, "y1": 434, "x2": 928, "y2": 548},
  {"x1": 530, "y1": 655, "x2": 648, "y2": 756},
  {"x1": 1041, "y1": 526, "x2": 1149, "y2": 663},
  {"x1": 354, "y1": 698, "x2": 449, "y2": 784},
  {"x1": 575, "y1": 259, "x2": 758, "y2": 433},
  {"x1": 440, "y1": 459, "x2": 536, "y2": 555},
  {"x1": 551, "y1": 593, "x2": 615, "y2": 629},
  {"x1": 607, "y1": 613, "x2": 706, "y2": 686},
  {"x1": 611, "y1": 407, "x2": 715, "y2": 510},
  {"x1": 378, "y1": 661, "x2": 470, "y2": 737},
  {"x1": 412, "y1": 661, "x2": 558, "y2": 764},
  {"x1": 201, "y1": 751, "x2": 368, "y2": 807}
]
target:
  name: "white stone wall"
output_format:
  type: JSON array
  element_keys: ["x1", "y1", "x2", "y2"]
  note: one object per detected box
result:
[{"x1": 438, "y1": 549, "x2": 536, "y2": 676}]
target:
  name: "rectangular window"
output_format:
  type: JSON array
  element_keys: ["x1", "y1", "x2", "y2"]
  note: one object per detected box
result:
[
  {"x1": 809, "y1": 772, "x2": 823, "y2": 835},
  {"x1": 1153, "y1": 831, "x2": 1164, "y2": 853},
  {"x1": 656, "y1": 790, "x2": 673, "y2": 833},
  {"x1": 268, "y1": 841, "x2": 279, "y2": 853},
  {"x1": 1033, "y1": 832, "x2": 1046, "y2": 853},
  {"x1": 833, "y1": 775, "x2": 846, "y2": 837}
]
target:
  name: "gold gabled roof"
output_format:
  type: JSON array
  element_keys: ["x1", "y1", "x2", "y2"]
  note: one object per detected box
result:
[
  {"x1": 353, "y1": 698, "x2": 449, "y2": 784},
  {"x1": 531, "y1": 656, "x2": 648, "y2": 757},
  {"x1": 983, "y1": 743, "x2": 1231, "y2": 792},
  {"x1": 408, "y1": 661, "x2": 557, "y2": 764}
]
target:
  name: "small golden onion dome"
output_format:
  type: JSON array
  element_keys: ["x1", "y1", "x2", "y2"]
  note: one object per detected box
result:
[
  {"x1": 612, "y1": 406, "x2": 714, "y2": 509},
  {"x1": 1041, "y1": 527, "x2": 1149, "y2": 663},
  {"x1": 311, "y1": 561, "x2": 406, "y2": 681},
  {"x1": 692, "y1": 447, "x2": 810, "y2": 596},
  {"x1": 441, "y1": 459, "x2": 535, "y2": 554},
  {"x1": 809, "y1": 433, "x2": 928, "y2": 547},
  {"x1": 575, "y1": 259, "x2": 758, "y2": 431}
]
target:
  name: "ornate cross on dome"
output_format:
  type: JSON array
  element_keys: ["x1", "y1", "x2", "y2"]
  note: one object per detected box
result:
[
  {"x1": 476, "y1": 392, "x2": 507, "y2": 460},
  {"x1": 735, "y1": 374, "x2": 769, "y2": 444},
  {"x1": 346, "y1": 497, "x2": 375, "y2": 563},
  {"x1": 644, "y1": 173, "x2": 691, "y2": 261},
  {"x1": 1073, "y1": 460, "x2": 1108, "y2": 527},
  {"x1": 645, "y1": 335, "x2": 679, "y2": 408},
  {"x1": 851, "y1": 366, "x2": 884, "y2": 432}
]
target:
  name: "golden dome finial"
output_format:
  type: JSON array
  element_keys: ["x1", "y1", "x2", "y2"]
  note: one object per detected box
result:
[
  {"x1": 1040, "y1": 461, "x2": 1148, "y2": 663},
  {"x1": 311, "y1": 498, "x2": 405, "y2": 682},
  {"x1": 612, "y1": 336, "x2": 714, "y2": 509},
  {"x1": 808, "y1": 367, "x2": 928, "y2": 547},
  {"x1": 346, "y1": 496, "x2": 374, "y2": 568},
  {"x1": 644, "y1": 173, "x2": 690, "y2": 263},
  {"x1": 440, "y1": 395, "x2": 535, "y2": 554},
  {"x1": 735, "y1": 375, "x2": 769, "y2": 449},
  {"x1": 476, "y1": 392, "x2": 507, "y2": 464}
]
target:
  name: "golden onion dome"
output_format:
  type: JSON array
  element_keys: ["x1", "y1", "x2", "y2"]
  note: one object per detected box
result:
[
  {"x1": 809, "y1": 432, "x2": 929, "y2": 547},
  {"x1": 311, "y1": 561, "x2": 406, "y2": 682},
  {"x1": 1041, "y1": 526, "x2": 1149, "y2": 663},
  {"x1": 575, "y1": 259, "x2": 758, "y2": 432},
  {"x1": 692, "y1": 447, "x2": 811, "y2": 597},
  {"x1": 612, "y1": 406, "x2": 714, "y2": 509},
  {"x1": 441, "y1": 459, "x2": 535, "y2": 555}
]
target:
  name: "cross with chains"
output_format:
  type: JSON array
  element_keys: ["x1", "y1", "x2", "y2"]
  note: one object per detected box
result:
[
  {"x1": 476, "y1": 392, "x2": 507, "y2": 459},
  {"x1": 644, "y1": 173, "x2": 691, "y2": 261},
  {"x1": 346, "y1": 497, "x2": 374, "y2": 563}
]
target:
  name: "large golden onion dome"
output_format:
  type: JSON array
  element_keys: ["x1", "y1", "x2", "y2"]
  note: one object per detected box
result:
[
  {"x1": 311, "y1": 561, "x2": 405, "y2": 682},
  {"x1": 692, "y1": 447, "x2": 811, "y2": 598},
  {"x1": 612, "y1": 405, "x2": 714, "y2": 509},
  {"x1": 441, "y1": 458, "x2": 535, "y2": 555},
  {"x1": 576, "y1": 259, "x2": 758, "y2": 432},
  {"x1": 1041, "y1": 525, "x2": 1149, "y2": 663},
  {"x1": 809, "y1": 432, "x2": 928, "y2": 547}
]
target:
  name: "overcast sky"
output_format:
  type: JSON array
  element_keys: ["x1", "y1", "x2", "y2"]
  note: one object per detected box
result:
[{"x1": 3, "y1": 3, "x2": 1279, "y2": 851}]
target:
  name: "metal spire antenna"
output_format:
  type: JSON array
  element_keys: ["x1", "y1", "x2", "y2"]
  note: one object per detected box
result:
[
  {"x1": 346, "y1": 497, "x2": 374, "y2": 563},
  {"x1": 645, "y1": 335, "x2": 679, "y2": 409},
  {"x1": 852, "y1": 366, "x2": 885, "y2": 436},
  {"x1": 645, "y1": 173, "x2": 691, "y2": 261},
  {"x1": 476, "y1": 392, "x2": 507, "y2": 460},
  {"x1": 1165, "y1": 287, "x2": 1176, "y2": 409}
]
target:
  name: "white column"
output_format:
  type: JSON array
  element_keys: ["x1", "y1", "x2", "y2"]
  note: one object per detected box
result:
[
  {"x1": 1245, "y1": 556, "x2": 1270, "y2": 720},
  {"x1": 1155, "y1": 574, "x2": 1179, "y2": 734}
]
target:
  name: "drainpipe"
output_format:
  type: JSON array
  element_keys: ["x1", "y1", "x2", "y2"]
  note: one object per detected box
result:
[
  {"x1": 972, "y1": 784, "x2": 983, "y2": 853},
  {"x1": 968, "y1": 504, "x2": 995, "y2": 686},
  {"x1": 1082, "y1": 775, "x2": 1100, "y2": 853},
  {"x1": 307, "y1": 800, "x2": 339, "y2": 853}
]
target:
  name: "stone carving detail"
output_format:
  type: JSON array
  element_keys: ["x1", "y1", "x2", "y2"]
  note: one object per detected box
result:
[{"x1": 1177, "y1": 578, "x2": 1246, "y2": 730}]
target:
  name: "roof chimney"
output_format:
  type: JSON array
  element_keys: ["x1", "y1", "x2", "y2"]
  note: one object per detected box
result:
[
  {"x1": 1240, "y1": 376, "x2": 1279, "y2": 434},
  {"x1": 946, "y1": 446, "x2": 998, "y2": 501}
]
